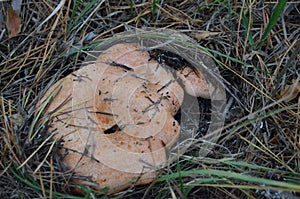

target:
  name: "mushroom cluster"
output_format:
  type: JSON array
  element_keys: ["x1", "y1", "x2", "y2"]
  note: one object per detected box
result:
[{"x1": 43, "y1": 43, "x2": 211, "y2": 194}]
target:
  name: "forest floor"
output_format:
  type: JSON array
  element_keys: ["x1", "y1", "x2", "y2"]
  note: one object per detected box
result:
[{"x1": 0, "y1": 1, "x2": 300, "y2": 198}]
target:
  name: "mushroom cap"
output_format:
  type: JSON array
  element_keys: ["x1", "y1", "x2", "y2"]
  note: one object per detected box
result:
[
  {"x1": 176, "y1": 66, "x2": 211, "y2": 99},
  {"x1": 43, "y1": 43, "x2": 183, "y2": 194}
]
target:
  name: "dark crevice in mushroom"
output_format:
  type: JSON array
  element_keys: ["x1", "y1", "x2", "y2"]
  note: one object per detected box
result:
[
  {"x1": 103, "y1": 98, "x2": 118, "y2": 102},
  {"x1": 71, "y1": 73, "x2": 92, "y2": 82},
  {"x1": 93, "y1": 111, "x2": 118, "y2": 117},
  {"x1": 66, "y1": 147, "x2": 100, "y2": 163},
  {"x1": 106, "y1": 59, "x2": 134, "y2": 71},
  {"x1": 156, "y1": 79, "x2": 174, "y2": 93},
  {"x1": 104, "y1": 124, "x2": 122, "y2": 134},
  {"x1": 142, "y1": 96, "x2": 163, "y2": 113},
  {"x1": 161, "y1": 140, "x2": 166, "y2": 147},
  {"x1": 145, "y1": 96, "x2": 155, "y2": 103},
  {"x1": 174, "y1": 108, "x2": 181, "y2": 124},
  {"x1": 183, "y1": 69, "x2": 194, "y2": 77}
]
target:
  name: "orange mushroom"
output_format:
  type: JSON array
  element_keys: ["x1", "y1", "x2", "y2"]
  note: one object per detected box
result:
[
  {"x1": 43, "y1": 43, "x2": 185, "y2": 194},
  {"x1": 42, "y1": 39, "x2": 217, "y2": 194},
  {"x1": 176, "y1": 66, "x2": 211, "y2": 99}
]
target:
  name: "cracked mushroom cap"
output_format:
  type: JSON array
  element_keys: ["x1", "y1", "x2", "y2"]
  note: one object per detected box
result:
[{"x1": 43, "y1": 43, "x2": 184, "y2": 194}]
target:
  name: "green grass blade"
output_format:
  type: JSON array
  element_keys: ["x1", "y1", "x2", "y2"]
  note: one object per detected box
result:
[
  {"x1": 227, "y1": 0, "x2": 234, "y2": 35},
  {"x1": 70, "y1": 0, "x2": 82, "y2": 21},
  {"x1": 256, "y1": 0, "x2": 288, "y2": 49},
  {"x1": 0, "y1": 42, "x2": 8, "y2": 48},
  {"x1": 158, "y1": 169, "x2": 300, "y2": 191},
  {"x1": 241, "y1": 12, "x2": 255, "y2": 47},
  {"x1": 183, "y1": 178, "x2": 226, "y2": 196},
  {"x1": 67, "y1": 0, "x2": 99, "y2": 35},
  {"x1": 28, "y1": 85, "x2": 60, "y2": 141},
  {"x1": 175, "y1": 159, "x2": 185, "y2": 194},
  {"x1": 10, "y1": 163, "x2": 83, "y2": 199},
  {"x1": 130, "y1": 0, "x2": 134, "y2": 18},
  {"x1": 152, "y1": 0, "x2": 160, "y2": 19}
]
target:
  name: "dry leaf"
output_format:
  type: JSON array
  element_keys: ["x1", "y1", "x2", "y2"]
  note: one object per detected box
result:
[
  {"x1": 278, "y1": 79, "x2": 300, "y2": 102},
  {"x1": 7, "y1": 6, "x2": 21, "y2": 38}
]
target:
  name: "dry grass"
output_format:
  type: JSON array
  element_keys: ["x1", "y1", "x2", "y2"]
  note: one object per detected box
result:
[{"x1": 0, "y1": 0, "x2": 299, "y2": 198}]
